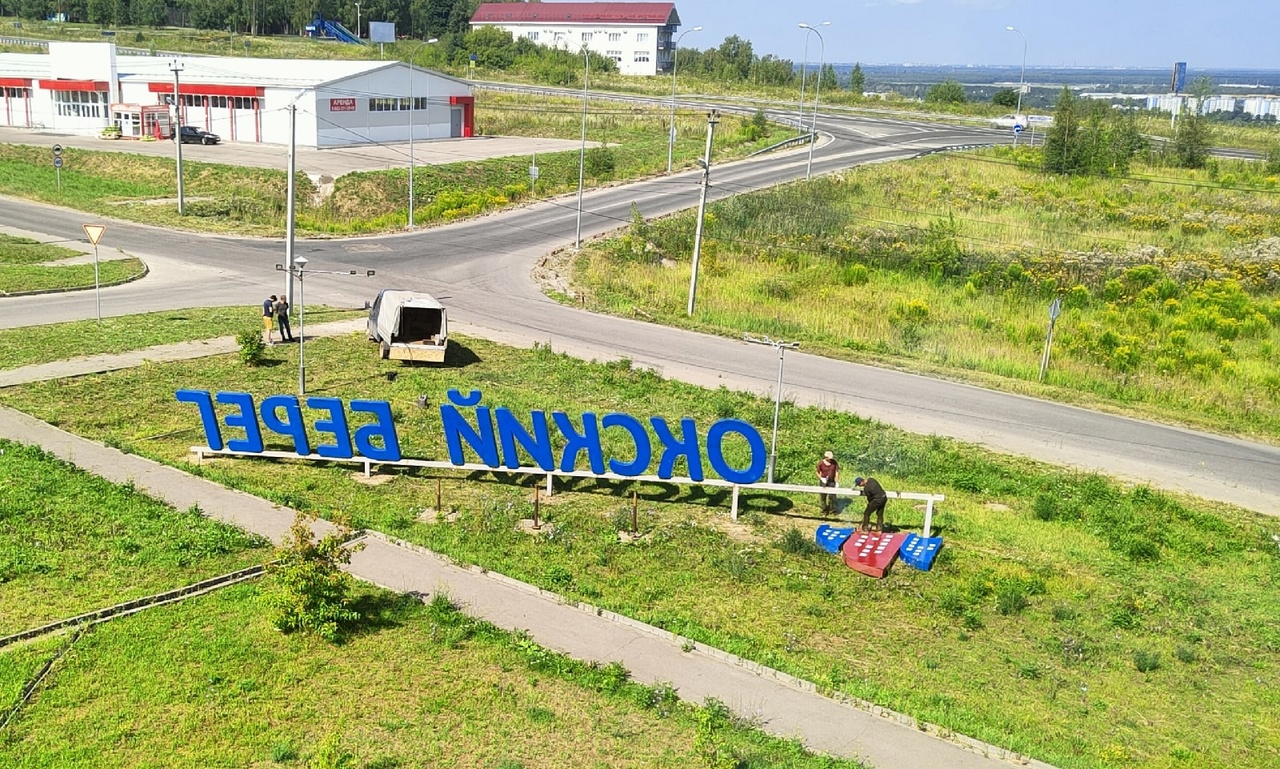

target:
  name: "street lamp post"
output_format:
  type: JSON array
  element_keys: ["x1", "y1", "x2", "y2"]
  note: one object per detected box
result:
[
  {"x1": 686, "y1": 110, "x2": 719, "y2": 316},
  {"x1": 575, "y1": 45, "x2": 590, "y2": 249},
  {"x1": 799, "y1": 22, "x2": 827, "y2": 180},
  {"x1": 667, "y1": 25, "x2": 702, "y2": 174},
  {"x1": 1006, "y1": 26, "x2": 1027, "y2": 146},
  {"x1": 354, "y1": 2, "x2": 361, "y2": 39},
  {"x1": 407, "y1": 38, "x2": 439, "y2": 229},
  {"x1": 275, "y1": 257, "x2": 376, "y2": 396},
  {"x1": 796, "y1": 21, "x2": 828, "y2": 134},
  {"x1": 744, "y1": 334, "x2": 801, "y2": 484}
]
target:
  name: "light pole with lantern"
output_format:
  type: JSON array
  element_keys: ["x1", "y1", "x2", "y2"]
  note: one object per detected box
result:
[
  {"x1": 575, "y1": 44, "x2": 590, "y2": 249},
  {"x1": 275, "y1": 257, "x2": 376, "y2": 396},
  {"x1": 799, "y1": 22, "x2": 827, "y2": 180},
  {"x1": 744, "y1": 334, "x2": 801, "y2": 484},
  {"x1": 1006, "y1": 26, "x2": 1027, "y2": 146},
  {"x1": 667, "y1": 25, "x2": 702, "y2": 174}
]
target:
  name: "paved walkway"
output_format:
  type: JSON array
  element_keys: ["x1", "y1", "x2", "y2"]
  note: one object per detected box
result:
[{"x1": 0, "y1": 336, "x2": 1054, "y2": 769}]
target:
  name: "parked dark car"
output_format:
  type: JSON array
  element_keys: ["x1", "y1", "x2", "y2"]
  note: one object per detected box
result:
[{"x1": 175, "y1": 126, "x2": 220, "y2": 145}]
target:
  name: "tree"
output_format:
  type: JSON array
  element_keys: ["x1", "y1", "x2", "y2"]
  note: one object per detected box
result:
[
  {"x1": 260, "y1": 514, "x2": 364, "y2": 643},
  {"x1": 819, "y1": 63, "x2": 838, "y2": 92},
  {"x1": 848, "y1": 62, "x2": 865, "y2": 95},
  {"x1": 131, "y1": 0, "x2": 167, "y2": 27},
  {"x1": 992, "y1": 88, "x2": 1019, "y2": 108},
  {"x1": 1042, "y1": 86, "x2": 1084, "y2": 174},
  {"x1": 1171, "y1": 78, "x2": 1213, "y2": 169},
  {"x1": 925, "y1": 79, "x2": 967, "y2": 104}
]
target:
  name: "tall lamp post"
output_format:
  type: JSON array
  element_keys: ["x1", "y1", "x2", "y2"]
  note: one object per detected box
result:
[
  {"x1": 744, "y1": 334, "x2": 800, "y2": 484},
  {"x1": 666, "y1": 25, "x2": 702, "y2": 174},
  {"x1": 799, "y1": 22, "x2": 827, "y2": 180},
  {"x1": 1006, "y1": 26, "x2": 1027, "y2": 146},
  {"x1": 796, "y1": 21, "x2": 828, "y2": 133},
  {"x1": 275, "y1": 257, "x2": 376, "y2": 396},
  {"x1": 407, "y1": 38, "x2": 439, "y2": 228},
  {"x1": 354, "y1": 2, "x2": 361, "y2": 39},
  {"x1": 575, "y1": 45, "x2": 589, "y2": 249}
]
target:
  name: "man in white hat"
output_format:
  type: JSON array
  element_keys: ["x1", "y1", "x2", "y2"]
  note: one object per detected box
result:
[{"x1": 816, "y1": 450, "x2": 839, "y2": 514}]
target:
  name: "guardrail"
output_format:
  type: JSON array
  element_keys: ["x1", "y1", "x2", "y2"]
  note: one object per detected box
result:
[{"x1": 191, "y1": 446, "x2": 945, "y2": 535}]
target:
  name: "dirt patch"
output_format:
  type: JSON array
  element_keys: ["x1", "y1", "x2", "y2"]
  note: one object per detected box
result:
[
  {"x1": 983, "y1": 502, "x2": 1011, "y2": 512},
  {"x1": 351, "y1": 471, "x2": 395, "y2": 486},
  {"x1": 531, "y1": 249, "x2": 577, "y2": 297}
]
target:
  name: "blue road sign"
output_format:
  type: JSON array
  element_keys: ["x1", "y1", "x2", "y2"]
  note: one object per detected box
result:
[
  {"x1": 1012, "y1": 124, "x2": 1023, "y2": 134},
  {"x1": 53, "y1": 156, "x2": 63, "y2": 169}
]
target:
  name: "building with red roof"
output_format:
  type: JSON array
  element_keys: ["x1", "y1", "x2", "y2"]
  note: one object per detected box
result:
[{"x1": 471, "y1": 2, "x2": 684, "y2": 76}]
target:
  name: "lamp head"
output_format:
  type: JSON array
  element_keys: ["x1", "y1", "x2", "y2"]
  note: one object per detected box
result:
[
  {"x1": 294, "y1": 256, "x2": 309, "y2": 268},
  {"x1": 427, "y1": 37, "x2": 439, "y2": 43},
  {"x1": 691, "y1": 25, "x2": 702, "y2": 31}
]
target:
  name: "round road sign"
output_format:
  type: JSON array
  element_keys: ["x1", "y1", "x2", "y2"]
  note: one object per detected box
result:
[
  {"x1": 52, "y1": 144, "x2": 63, "y2": 155},
  {"x1": 53, "y1": 156, "x2": 63, "y2": 169}
]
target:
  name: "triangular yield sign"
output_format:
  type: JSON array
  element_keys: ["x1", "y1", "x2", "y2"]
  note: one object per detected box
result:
[{"x1": 82, "y1": 224, "x2": 106, "y2": 246}]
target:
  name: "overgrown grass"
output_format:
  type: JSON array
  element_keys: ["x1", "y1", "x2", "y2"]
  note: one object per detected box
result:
[
  {"x1": 0, "y1": 440, "x2": 268, "y2": 635},
  {"x1": 0, "y1": 233, "x2": 146, "y2": 294},
  {"x1": 1, "y1": 583, "x2": 859, "y2": 768},
  {"x1": 569, "y1": 147, "x2": 1280, "y2": 443},
  {"x1": 0, "y1": 306, "x2": 363, "y2": 370},
  {"x1": 1, "y1": 329, "x2": 1276, "y2": 768}
]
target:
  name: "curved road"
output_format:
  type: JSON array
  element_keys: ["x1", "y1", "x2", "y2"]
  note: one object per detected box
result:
[{"x1": 2, "y1": 111, "x2": 1278, "y2": 515}]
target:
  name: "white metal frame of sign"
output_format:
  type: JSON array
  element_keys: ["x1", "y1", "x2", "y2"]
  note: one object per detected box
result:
[{"x1": 190, "y1": 446, "x2": 946, "y2": 536}]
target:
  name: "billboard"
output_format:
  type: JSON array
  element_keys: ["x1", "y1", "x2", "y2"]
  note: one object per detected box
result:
[
  {"x1": 1171, "y1": 62, "x2": 1187, "y2": 93},
  {"x1": 369, "y1": 21, "x2": 395, "y2": 44}
]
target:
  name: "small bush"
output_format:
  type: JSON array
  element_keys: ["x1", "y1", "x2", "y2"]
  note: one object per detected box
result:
[
  {"x1": 839, "y1": 263, "x2": 870, "y2": 286},
  {"x1": 1133, "y1": 649, "x2": 1162, "y2": 673},
  {"x1": 271, "y1": 741, "x2": 299, "y2": 762},
  {"x1": 237, "y1": 328, "x2": 267, "y2": 366},
  {"x1": 777, "y1": 526, "x2": 821, "y2": 556},
  {"x1": 995, "y1": 583, "x2": 1030, "y2": 615},
  {"x1": 585, "y1": 145, "x2": 616, "y2": 178},
  {"x1": 260, "y1": 514, "x2": 363, "y2": 643},
  {"x1": 1175, "y1": 645, "x2": 1198, "y2": 664},
  {"x1": 1051, "y1": 604, "x2": 1077, "y2": 622}
]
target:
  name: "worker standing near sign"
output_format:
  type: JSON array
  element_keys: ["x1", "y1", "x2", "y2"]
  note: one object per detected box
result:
[
  {"x1": 274, "y1": 295, "x2": 294, "y2": 342},
  {"x1": 262, "y1": 294, "x2": 277, "y2": 344},
  {"x1": 854, "y1": 476, "x2": 888, "y2": 532},
  {"x1": 816, "y1": 451, "x2": 839, "y2": 514}
]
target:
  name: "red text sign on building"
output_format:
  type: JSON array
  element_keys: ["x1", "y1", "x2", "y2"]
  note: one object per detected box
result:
[{"x1": 329, "y1": 98, "x2": 356, "y2": 112}]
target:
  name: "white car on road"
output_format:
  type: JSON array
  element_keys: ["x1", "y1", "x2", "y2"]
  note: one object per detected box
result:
[{"x1": 990, "y1": 114, "x2": 1054, "y2": 129}]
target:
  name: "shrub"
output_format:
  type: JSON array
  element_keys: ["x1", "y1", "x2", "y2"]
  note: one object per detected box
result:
[
  {"x1": 839, "y1": 263, "x2": 870, "y2": 286},
  {"x1": 995, "y1": 583, "x2": 1030, "y2": 615},
  {"x1": 236, "y1": 328, "x2": 267, "y2": 366},
  {"x1": 585, "y1": 145, "x2": 616, "y2": 178},
  {"x1": 260, "y1": 514, "x2": 364, "y2": 643},
  {"x1": 1133, "y1": 649, "x2": 1162, "y2": 673},
  {"x1": 777, "y1": 526, "x2": 821, "y2": 556}
]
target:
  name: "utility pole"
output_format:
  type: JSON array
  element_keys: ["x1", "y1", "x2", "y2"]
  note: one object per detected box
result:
[
  {"x1": 284, "y1": 100, "x2": 297, "y2": 307},
  {"x1": 170, "y1": 60, "x2": 185, "y2": 215},
  {"x1": 686, "y1": 110, "x2": 719, "y2": 316},
  {"x1": 743, "y1": 335, "x2": 800, "y2": 484}
]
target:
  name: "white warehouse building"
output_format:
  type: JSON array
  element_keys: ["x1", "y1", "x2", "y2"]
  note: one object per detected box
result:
[
  {"x1": 470, "y1": 1, "x2": 682, "y2": 76},
  {"x1": 0, "y1": 42, "x2": 475, "y2": 147}
]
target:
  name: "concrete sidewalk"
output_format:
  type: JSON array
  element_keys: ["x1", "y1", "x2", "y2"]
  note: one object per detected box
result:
[{"x1": 0, "y1": 332, "x2": 1054, "y2": 769}]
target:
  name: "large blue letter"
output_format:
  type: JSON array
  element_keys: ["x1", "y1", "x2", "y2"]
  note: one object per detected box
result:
[
  {"x1": 496, "y1": 408, "x2": 555, "y2": 470},
  {"x1": 215, "y1": 391, "x2": 263, "y2": 453},
  {"x1": 553, "y1": 411, "x2": 604, "y2": 473},
  {"x1": 601, "y1": 412, "x2": 651, "y2": 476},
  {"x1": 307, "y1": 397, "x2": 354, "y2": 459},
  {"x1": 651, "y1": 416, "x2": 703, "y2": 481},
  {"x1": 440, "y1": 389, "x2": 499, "y2": 466},
  {"x1": 176, "y1": 389, "x2": 222, "y2": 450},
  {"x1": 351, "y1": 400, "x2": 401, "y2": 462},
  {"x1": 705, "y1": 418, "x2": 767, "y2": 484},
  {"x1": 259, "y1": 395, "x2": 310, "y2": 456}
]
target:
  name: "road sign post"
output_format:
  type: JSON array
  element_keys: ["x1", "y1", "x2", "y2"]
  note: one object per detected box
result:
[
  {"x1": 52, "y1": 144, "x2": 63, "y2": 194},
  {"x1": 82, "y1": 224, "x2": 106, "y2": 322},
  {"x1": 1038, "y1": 296, "x2": 1062, "y2": 382}
]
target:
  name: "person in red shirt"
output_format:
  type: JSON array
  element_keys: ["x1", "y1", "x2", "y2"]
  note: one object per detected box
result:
[{"x1": 815, "y1": 451, "x2": 839, "y2": 514}]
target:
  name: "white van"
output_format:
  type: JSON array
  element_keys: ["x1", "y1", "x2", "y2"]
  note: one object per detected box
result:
[{"x1": 366, "y1": 289, "x2": 448, "y2": 363}]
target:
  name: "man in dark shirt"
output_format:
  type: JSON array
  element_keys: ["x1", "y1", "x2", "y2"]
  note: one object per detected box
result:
[
  {"x1": 815, "y1": 451, "x2": 839, "y2": 514},
  {"x1": 854, "y1": 476, "x2": 888, "y2": 532}
]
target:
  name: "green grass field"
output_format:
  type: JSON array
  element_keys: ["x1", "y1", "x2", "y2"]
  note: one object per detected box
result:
[
  {"x1": 0, "y1": 438, "x2": 859, "y2": 769},
  {"x1": 0, "y1": 234, "x2": 145, "y2": 295},
  {"x1": 1, "y1": 327, "x2": 1275, "y2": 768},
  {"x1": 568, "y1": 148, "x2": 1280, "y2": 444}
]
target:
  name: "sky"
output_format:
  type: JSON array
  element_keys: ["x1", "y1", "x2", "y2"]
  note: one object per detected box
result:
[{"x1": 668, "y1": 0, "x2": 1279, "y2": 70}]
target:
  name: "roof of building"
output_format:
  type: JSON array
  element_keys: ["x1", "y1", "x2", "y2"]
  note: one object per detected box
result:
[
  {"x1": 0, "y1": 50, "x2": 471, "y2": 90},
  {"x1": 471, "y1": 2, "x2": 678, "y2": 26}
]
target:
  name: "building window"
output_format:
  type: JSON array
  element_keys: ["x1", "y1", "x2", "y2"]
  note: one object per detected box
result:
[
  {"x1": 181, "y1": 94, "x2": 203, "y2": 107},
  {"x1": 581, "y1": 32, "x2": 592, "y2": 41},
  {"x1": 637, "y1": 32, "x2": 649, "y2": 42},
  {"x1": 366, "y1": 97, "x2": 426, "y2": 112},
  {"x1": 232, "y1": 97, "x2": 260, "y2": 110},
  {"x1": 607, "y1": 50, "x2": 622, "y2": 63},
  {"x1": 53, "y1": 89, "x2": 106, "y2": 119},
  {"x1": 633, "y1": 51, "x2": 650, "y2": 63},
  {"x1": 4, "y1": 87, "x2": 31, "y2": 98},
  {"x1": 526, "y1": 31, "x2": 539, "y2": 41},
  {"x1": 608, "y1": 32, "x2": 621, "y2": 42}
]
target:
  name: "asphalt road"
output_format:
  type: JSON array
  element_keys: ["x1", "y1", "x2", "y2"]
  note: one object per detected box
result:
[{"x1": 3, "y1": 110, "x2": 1278, "y2": 515}]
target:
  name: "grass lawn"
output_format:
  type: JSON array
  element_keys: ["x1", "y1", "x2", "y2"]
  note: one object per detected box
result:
[
  {"x1": 0, "y1": 328, "x2": 1276, "y2": 769},
  {"x1": 0, "y1": 440, "x2": 269, "y2": 636},
  {"x1": 566, "y1": 147, "x2": 1280, "y2": 444},
  {"x1": 0, "y1": 234, "x2": 145, "y2": 295},
  {"x1": 0, "y1": 306, "x2": 363, "y2": 371}
]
